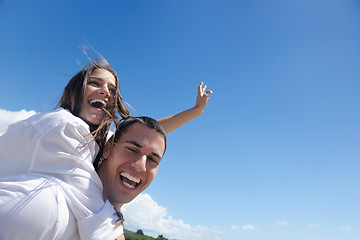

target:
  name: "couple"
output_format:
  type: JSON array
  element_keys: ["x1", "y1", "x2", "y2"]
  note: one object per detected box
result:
[{"x1": 0, "y1": 58, "x2": 212, "y2": 239}]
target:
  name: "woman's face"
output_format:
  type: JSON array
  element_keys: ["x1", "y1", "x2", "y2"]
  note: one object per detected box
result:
[{"x1": 78, "y1": 68, "x2": 117, "y2": 125}]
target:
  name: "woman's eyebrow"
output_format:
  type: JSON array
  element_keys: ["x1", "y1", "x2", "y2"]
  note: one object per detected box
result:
[{"x1": 89, "y1": 76, "x2": 103, "y2": 81}]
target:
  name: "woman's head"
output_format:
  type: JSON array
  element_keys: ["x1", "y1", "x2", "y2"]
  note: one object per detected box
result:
[
  {"x1": 58, "y1": 58, "x2": 129, "y2": 126},
  {"x1": 58, "y1": 58, "x2": 130, "y2": 150}
]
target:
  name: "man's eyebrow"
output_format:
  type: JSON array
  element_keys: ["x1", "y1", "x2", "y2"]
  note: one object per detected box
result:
[
  {"x1": 151, "y1": 152, "x2": 162, "y2": 160},
  {"x1": 125, "y1": 140, "x2": 142, "y2": 148},
  {"x1": 125, "y1": 140, "x2": 162, "y2": 160}
]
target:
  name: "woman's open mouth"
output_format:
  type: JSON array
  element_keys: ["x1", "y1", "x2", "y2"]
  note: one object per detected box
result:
[{"x1": 89, "y1": 99, "x2": 106, "y2": 110}]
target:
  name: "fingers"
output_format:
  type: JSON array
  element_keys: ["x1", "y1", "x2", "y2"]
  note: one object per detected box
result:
[
  {"x1": 198, "y1": 82, "x2": 203, "y2": 91},
  {"x1": 199, "y1": 82, "x2": 210, "y2": 92},
  {"x1": 195, "y1": 82, "x2": 213, "y2": 108},
  {"x1": 198, "y1": 82, "x2": 213, "y2": 97},
  {"x1": 206, "y1": 90, "x2": 212, "y2": 101}
]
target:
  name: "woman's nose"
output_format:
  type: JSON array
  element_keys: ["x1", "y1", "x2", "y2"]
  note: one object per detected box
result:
[{"x1": 99, "y1": 85, "x2": 111, "y2": 97}]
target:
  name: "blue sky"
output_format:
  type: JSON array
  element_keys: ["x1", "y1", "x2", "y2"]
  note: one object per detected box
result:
[{"x1": 1, "y1": 0, "x2": 359, "y2": 239}]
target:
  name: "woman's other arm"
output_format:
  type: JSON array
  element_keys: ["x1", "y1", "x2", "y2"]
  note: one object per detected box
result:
[{"x1": 117, "y1": 234, "x2": 125, "y2": 240}]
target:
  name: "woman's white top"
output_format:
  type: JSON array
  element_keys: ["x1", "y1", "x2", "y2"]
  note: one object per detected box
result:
[{"x1": 0, "y1": 108, "x2": 123, "y2": 240}]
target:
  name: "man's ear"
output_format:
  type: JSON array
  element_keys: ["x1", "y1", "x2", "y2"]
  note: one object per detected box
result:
[{"x1": 102, "y1": 145, "x2": 111, "y2": 159}]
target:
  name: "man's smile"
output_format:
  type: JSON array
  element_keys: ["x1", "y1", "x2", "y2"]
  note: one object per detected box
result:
[{"x1": 120, "y1": 172, "x2": 140, "y2": 189}]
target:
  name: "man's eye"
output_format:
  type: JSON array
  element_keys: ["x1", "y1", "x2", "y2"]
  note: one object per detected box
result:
[
  {"x1": 148, "y1": 157, "x2": 159, "y2": 164},
  {"x1": 126, "y1": 147, "x2": 137, "y2": 153}
]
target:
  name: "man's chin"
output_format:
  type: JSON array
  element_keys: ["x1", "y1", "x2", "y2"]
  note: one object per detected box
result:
[{"x1": 120, "y1": 195, "x2": 138, "y2": 205}]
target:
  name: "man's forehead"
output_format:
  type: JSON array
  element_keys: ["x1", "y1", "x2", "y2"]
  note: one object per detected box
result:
[{"x1": 119, "y1": 124, "x2": 165, "y2": 152}]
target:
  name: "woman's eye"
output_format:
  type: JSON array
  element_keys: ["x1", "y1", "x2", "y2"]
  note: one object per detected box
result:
[
  {"x1": 88, "y1": 80, "x2": 99, "y2": 86},
  {"x1": 109, "y1": 88, "x2": 116, "y2": 95}
]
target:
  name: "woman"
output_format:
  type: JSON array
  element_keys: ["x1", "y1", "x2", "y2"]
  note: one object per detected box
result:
[{"x1": 0, "y1": 58, "x2": 212, "y2": 239}]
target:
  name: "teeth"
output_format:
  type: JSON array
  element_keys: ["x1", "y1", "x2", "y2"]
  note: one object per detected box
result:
[
  {"x1": 89, "y1": 99, "x2": 106, "y2": 108},
  {"x1": 123, "y1": 182, "x2": 135, "y2": 189},
  {"x1": 120, "y1": 172, "x2": 140, "y2": 184}
]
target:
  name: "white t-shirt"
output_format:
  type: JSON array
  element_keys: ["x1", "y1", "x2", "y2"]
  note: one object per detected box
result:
[{"x1": 0, "y1": 108, "x2": 123, "y2": 239}]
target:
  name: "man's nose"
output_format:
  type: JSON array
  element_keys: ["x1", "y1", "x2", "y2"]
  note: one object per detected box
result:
[{"x1": 131, "y1": 155, "x2": 147, "y2": 172}]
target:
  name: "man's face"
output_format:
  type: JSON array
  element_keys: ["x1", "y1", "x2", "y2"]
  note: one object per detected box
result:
[{"x1": 99, "y1": 123, "x2": 165, "y2": 208}]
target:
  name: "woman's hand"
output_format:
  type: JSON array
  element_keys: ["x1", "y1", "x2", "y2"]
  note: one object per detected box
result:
[{"x1": 194, "y1": 82, "x2": 213, "y2": 113}]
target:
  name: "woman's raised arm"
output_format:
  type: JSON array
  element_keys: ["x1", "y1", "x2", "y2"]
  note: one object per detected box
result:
[{"x1": 158, "y1": 82, "x2": 213, "y2": 133}]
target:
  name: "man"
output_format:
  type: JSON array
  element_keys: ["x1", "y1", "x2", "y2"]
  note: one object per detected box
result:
[
  {"x1": 96, "y1": 116, "x2": 167, "y2": 240},
  {"x1": 97, "y1": 116, "x2": 167, "y2": 211}
]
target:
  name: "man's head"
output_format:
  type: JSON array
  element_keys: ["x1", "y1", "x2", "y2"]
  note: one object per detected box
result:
[{"x1": 97, "y1": 117, "x2": 167, "y2": 209}]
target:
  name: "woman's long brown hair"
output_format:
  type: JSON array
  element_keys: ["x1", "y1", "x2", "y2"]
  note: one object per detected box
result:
[{"x1": 57, "y1": 58, "x2": 131, "y2": 151}]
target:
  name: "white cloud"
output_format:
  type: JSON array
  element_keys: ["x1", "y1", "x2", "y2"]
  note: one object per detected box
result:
[
  {"x1": 242, "y1": 224, "x2": 256, "y2": 231},
  {"x1": 230, "y1": 225, "x2": 240, "y2": 231},
  {"x1": 122, "y1": 193, "x2": 222, "y2": 240},
  {"x1": 309, "y1": 224, "x2": 320, "y2": 229},
  {"x1": 340, "y1": 226, "x2": 351, "y2": 231},
  {"x1": 276, "y1": 221, "x2": 288, "y2": 227},
  {"x1": 0, "y1": 109, "x2": 36, "y2": 136}
]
